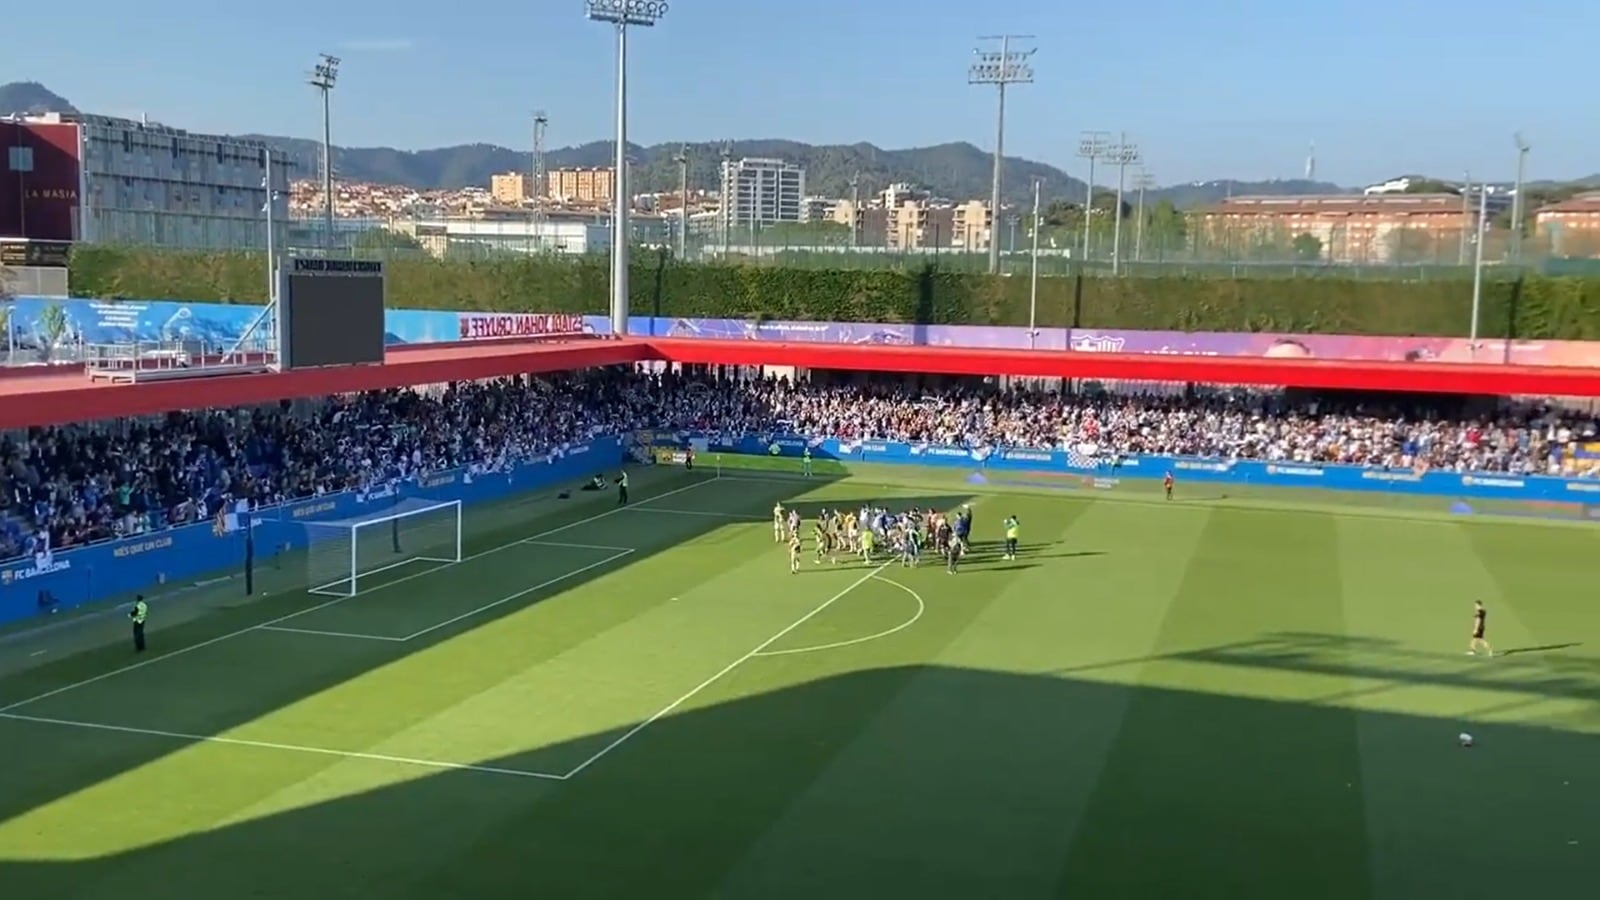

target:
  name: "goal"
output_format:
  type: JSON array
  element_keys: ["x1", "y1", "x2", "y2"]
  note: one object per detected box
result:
[{"x1": 302, "y1": 499, "x2": 463, "y2": 597}]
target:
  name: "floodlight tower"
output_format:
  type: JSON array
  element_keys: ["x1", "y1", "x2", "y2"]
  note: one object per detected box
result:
[
  {"x1": 968, "y1": 34, "x2": 1035, "y2": 275},
  {"x1": 586, "y1": 0, "x2": 668, "y2": 336},
  {"x1": 1076, "y1": 131, "x2": 1109, "y2": 262},
  {"x1": 532, "y1": 111, "x2": 549, "y2": 238},
  {"x1": 719, "y1": 141, "x2": 732, "y2": 256},
  {"x1": 308, "y1": 54, "x2": 341, "y2": 250},
  {"x1": 1105, "y1": 134, "x2": 1140, "y2": 275},
  {"x1": 847, "y1": 171, "x2": 861, "y2": 249},
  {"x1": 673, "y1": 144, "x2": 689, "y2": 259},
  {"x1": 1132, "y1": 169, "x2": 1156, "y2": 263},
  {"x1": 1511, "y1": 132, "x2": 1530, "y2": 264}
]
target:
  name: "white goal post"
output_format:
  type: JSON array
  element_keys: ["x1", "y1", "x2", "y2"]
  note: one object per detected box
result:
[{"x1": 303, "y1": 498, "x2": 464, "y2": 597}]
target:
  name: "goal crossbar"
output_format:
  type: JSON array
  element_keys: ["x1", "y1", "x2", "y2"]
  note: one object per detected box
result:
[{"x1": 304, "y1": 498, "x2": 464, "y2": 597}]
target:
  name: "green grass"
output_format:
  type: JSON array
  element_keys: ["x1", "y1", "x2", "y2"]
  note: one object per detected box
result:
[{"x1": 0, "y1": 458, "x2": 1595, "y2": 900}]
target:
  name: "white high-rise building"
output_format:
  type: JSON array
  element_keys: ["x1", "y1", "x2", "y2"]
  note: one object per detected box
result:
[{"x1": 720, "y1": 157, "x2": 805, "y2": 228}]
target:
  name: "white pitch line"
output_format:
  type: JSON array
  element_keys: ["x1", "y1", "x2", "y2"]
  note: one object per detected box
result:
[
  {"x1": 626, "y1": 507, "x2": 765, "y2": 521},
  {"x1": 0, "y1": 477, "x2": 718, "y2": 714},
  {"x1": 521, "y1": 539, "x2": 637, "y2": 552},
  {"x1": 398, "y1": 549, "x2": 634, "y2": 642},
  {"x1": 752, "y1": 573, "x2": 925, "y2": 657},
  {"x1": 0, "y1": 712, "x2": 566, "y2": 781},
  {"x1": 257, "y1": 625, "x2": 407, "y2": 642},
  {"x1": 561, "y1": 561, "x2": 892, "y2": 780}
]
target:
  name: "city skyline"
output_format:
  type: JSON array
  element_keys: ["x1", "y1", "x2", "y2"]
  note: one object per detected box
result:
[{"x1": 4, "y1": 0, "x2": 1597, "y2": 187}]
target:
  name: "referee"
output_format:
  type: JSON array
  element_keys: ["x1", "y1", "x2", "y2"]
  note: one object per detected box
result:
[
  {"x1": 129, "y1": 595, "x2": 149, "y2": 653},
  {"x1": 616, "y1": 470, "x2": 630, "y2": 505}
]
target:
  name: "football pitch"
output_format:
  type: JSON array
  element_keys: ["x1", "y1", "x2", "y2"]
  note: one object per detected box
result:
[{"x1": 0, "y1": 458, "x2": 1595, "y2": 899}]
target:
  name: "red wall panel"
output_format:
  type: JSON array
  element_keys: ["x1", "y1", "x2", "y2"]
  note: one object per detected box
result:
[{"x1": 0, "y1": 121, "x2": 81, "y2": 241}]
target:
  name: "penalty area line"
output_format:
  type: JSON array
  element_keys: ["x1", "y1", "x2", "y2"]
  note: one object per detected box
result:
[
  {"x1": 561, "y1": 561, "x2": 892, "y2": 780},
  {"x1": 0, "y1": 712, "x2": 568, "y2": 781}
]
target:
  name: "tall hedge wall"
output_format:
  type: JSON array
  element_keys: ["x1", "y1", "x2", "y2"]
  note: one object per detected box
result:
[{"x1": 65, "y1": 246, "x2": 1600, "y2": 339}]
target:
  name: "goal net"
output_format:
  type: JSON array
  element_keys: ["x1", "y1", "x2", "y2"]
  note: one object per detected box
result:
[{"x1": 301, "y1": 498, "x2": 463, "y2": 597}]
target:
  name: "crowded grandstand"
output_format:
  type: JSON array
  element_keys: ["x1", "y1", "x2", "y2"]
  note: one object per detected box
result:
[{"x1": 5, "y1": 368, "x2": 1597, "y2": 561}]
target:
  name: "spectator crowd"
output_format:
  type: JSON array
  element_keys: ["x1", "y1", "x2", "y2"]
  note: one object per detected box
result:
[{"x1": 3, "y1": 368, "x2": 1597, "y2": 560}]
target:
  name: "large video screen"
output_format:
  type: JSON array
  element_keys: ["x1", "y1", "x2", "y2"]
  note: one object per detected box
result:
[{"x1": 281, "y1": 259, "x2": 385, "y2": 368}]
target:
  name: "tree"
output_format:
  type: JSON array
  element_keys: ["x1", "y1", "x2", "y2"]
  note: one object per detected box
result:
[
  {"x1": 37, "y1": 303, "x2": 67, "y2": 362},
  {"x1": 352, "y1": 228, "x2": 425, "y2": 254},
  {"x1": 1384, "y1": 227, "x2": 1438, "y2": 264},
  {"x1": 762, "y1": 221, "x2": 850, "y2": 246},
  {"x1": 1291, "y1": 232, "x2": 1323, "y2": 262}
]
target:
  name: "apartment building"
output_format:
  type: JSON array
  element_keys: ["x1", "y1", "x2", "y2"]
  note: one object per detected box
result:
[
  {"x1": 547, "y1": 168, "x2": 614, "y2": 204},
  {"x1": 721, "y1": 157, "x2": 805, "y2": 226},
  {"x1": 1196, "y1": 192, "x2": 1508, "y2": 263}
]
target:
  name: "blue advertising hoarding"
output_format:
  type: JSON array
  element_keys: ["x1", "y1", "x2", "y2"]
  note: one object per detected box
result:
[
  {"x1": 698, "y1": 431, "x2": 1600, "y2": 508},
  {"x1": 0, "y1": 438, "x2": 622, "y2": 628}
]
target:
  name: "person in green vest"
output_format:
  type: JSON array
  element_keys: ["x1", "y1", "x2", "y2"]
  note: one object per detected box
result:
[
  {"x1": 802, "y1": 447, "x2": 813, "y2": 477},
  {"x1": 1003, "y1": 515, "x2": 1020, "y2": 560},
  {"x1": 616, "y1": 470, "x2": 630, "y2": 506},
  {"x1": 129, "y1": 594, "x2": 149, "y2": 653}
]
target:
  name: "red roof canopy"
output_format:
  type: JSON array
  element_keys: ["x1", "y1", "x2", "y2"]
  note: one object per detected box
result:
[{"x1": 1, "y1": 336, "x2": 1595, "y2": 430}]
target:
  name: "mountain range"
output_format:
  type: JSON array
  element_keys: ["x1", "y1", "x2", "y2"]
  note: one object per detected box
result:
[{"x1": 0, "y1": 79, "x2": 1347, "y2": 208}]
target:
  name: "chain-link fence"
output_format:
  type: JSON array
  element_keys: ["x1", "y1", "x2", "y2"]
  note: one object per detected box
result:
[{"x1": 69, "y1": 208, "x2": 1592, "y2": 280}]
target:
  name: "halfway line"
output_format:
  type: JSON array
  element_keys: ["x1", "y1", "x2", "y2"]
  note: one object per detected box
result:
[{"x1": 0, "y1": 712, "x2": 567, "y2": 781}]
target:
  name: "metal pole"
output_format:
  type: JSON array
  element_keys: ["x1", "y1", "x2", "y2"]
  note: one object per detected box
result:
[
  {"x1": 1108, "y1": 134, "x2": 1139, "y2": 276},
  {"x1": 720, "y1": 143, "x2": 731, "y2": 258},
  {"x1": 969, "y1": 35, "x2": 1035, "y2": 275},
  {"x1": 1134, "y1": 170, "x2": 1151, "y2": 263},
  {"x1": 1511, "y1": 134, "x2": 1529, "y2": 265},
  {"x1": 1458, "y1": 171, "x2": 1471, "y2": 265},
  {"x1": 1028, "y1": 178, "x2": 1040, "y2": 348},
  {"x1": 264, "y1": 149, "x2": 276, "y2": 304},
  {"x1": 989, "y1": 38, "x2": 1008, "y2": 275},
  {"x1": 1470, "y1": 182, "x2": 1487, "y2": 352},
  {"x1": 588, "y1": 0, "x2": 666, "y2": 331},
  {"x1": 676, "y1": 145, "x2": 688, "y2": 260},
  {"x1": 1077, "y1": 132, "x2": 1107, "y2": 263},
  {"x1": 321, "y1": 89, "x2": 334, "y2": 249},
  {"x1": 1084, "y1": 155, "x2": 1094, "y2": 260},
  {"x1": 611, "y1": 23, "x2": 629, "y2": 334},
  {"x1": 849, "y1": 172, "x2": 860, "y2": 249}
]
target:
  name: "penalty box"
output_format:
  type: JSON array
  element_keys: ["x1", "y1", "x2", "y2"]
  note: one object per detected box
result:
[{"x1": 259, "y1": 539, "x2": 634, "y2": 643}]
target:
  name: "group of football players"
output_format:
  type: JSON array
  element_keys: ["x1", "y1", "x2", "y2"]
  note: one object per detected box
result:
[{"x1": 775, "y1": 501, "x2": 984, "y2": 575}]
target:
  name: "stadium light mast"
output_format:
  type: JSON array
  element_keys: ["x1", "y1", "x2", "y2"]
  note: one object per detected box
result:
[
  {"x1": 532, "y1": 111, "x2": 549, "y2": 243},
  {"x1": 848, "y1": 171, "x2": 861, "y2": 249},
  {"x1": 1105, "y1": 133, "x2": 1140, "y2": 275},
  {"x1": 587, "y1": 0, "x2": 668, "y2": 336},
  {"x1": 1133, "y1": 169, "x2": 1155, "y2": 263},
  {"x1": 308, "y1": 54, "x2": 340, "y2": 251},
  {"x1": 1028, "y1": 177, "x2": 1041, "y2": 348},
  {"x1": 1469, "y1": 181, "x2": 1488, "y2": 355},
  {"x1": 1510, "y1": 132, "x2": 1530, "y2": 265},
  {"x1": 1076, "y1": 131, "x2": 1109, "y2": 263},
  {"x1": 719, "y1": 141, "x2": 732, "y2": 257},
  {"x1": 968, "y1": 34, "x2": 1035, "y2": 275},
  {"x1": 674, "y1": 144, "x2": 689, "y2": 260}
]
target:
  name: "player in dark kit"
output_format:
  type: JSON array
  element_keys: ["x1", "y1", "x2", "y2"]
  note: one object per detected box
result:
[
  {"x1": 1164, "y1": 471, "x2": 1174, "y2": 500},
  {"x1": 945, "y1": 531, "x2": 964, "y2": 574},
  {"x1": 1468, "y1": 600, "x2": 1493, "y2": 657}
]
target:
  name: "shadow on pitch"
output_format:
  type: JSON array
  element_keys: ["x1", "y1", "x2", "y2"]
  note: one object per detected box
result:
[
  {"x1": 0, "y1": 468, "x2": 989, "y2": 828},
  {"x1": 0, "y1": 664, "x2": 1593, "y2": 900},
  {"x1": 1050, "y1": 630, "x2": 1600, "y2": 707}
]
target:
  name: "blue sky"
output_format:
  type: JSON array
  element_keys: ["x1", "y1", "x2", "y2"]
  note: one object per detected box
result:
[{"x1": 6, "y1": 0, "x2": 1594, "y2": 186}]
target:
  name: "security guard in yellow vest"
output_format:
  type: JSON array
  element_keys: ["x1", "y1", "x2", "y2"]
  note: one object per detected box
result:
[
  {"x1": 616, "y1": 470, "x2": 630, "y2": 506},
  {"x1": 1003, "y1": 516, "x2": 1020, "y2": 560},
  {"x1": 129, "y1": 595, "x2": 149, "y2": 653}
]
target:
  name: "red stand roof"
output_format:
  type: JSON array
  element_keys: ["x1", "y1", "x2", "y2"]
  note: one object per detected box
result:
[{"x1": 3, "y1": 336, "x2": 1596, "y2": 430}]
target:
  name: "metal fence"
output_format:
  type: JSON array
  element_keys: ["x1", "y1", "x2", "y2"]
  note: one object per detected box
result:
[{"x1": 58, "y1": 208, "x2": 1597, "y2": 279}]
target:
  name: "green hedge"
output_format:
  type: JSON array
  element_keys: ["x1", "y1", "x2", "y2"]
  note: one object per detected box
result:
[{"x1": 66, "y1": 246, "x2": 1600, "y2": 339}]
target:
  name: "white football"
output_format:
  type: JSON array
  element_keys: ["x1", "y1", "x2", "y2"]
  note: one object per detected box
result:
[{"x1": 1459, "y1": 733, "x2": 1474, "y2": 747}]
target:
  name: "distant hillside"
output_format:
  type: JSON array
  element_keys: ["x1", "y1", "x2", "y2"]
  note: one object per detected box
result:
[
  {"x1": 6, "y1": 79, "x2": 1353, "y2": 208},
  {"x1": 0, "y1": 81, "x2": 77, "y2": 116}
]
